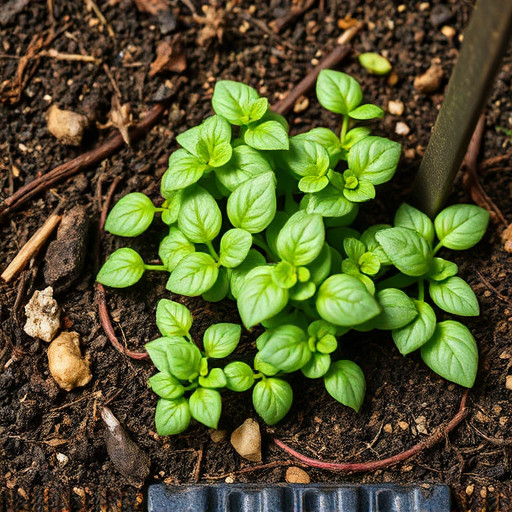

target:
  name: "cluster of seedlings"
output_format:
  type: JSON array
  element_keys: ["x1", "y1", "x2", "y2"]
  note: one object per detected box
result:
[{"x1": 97, "y1": 70, "x2": 489, "y2": 435}]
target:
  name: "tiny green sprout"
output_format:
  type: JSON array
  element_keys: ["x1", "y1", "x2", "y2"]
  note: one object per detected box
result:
[
  {"x1": 97, "y1": 71, "x2": 488, "y2": 436},
  {"x1": 358, "y1": 52, "x2": 392, "y2": 75}
]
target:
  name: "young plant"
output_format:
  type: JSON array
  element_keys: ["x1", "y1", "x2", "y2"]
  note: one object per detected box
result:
[{"x1": 97, "y1": 70, "x2": 489, "y2": 435}]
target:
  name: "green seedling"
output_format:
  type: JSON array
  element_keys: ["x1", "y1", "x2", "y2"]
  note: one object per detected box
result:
[{"x1": 97, "y1": 70, "x2": 489, "y2": 435}]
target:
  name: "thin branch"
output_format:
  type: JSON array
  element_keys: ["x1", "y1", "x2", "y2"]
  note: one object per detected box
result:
[
  {"x1": 273, "y1": 390, "x2": 469, "y2": 472},
  {"x1": 272, "y1": 0, "x2": 317, "y2": 34},
  {"x1": 0, "y1": 101, "x2": 170, "y2": 219}
]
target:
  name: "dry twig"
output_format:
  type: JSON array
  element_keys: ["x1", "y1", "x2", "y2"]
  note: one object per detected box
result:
[
  {"x1": 273, "y1": 390, "x2": 469, "y2": 472},
  {"x1": 1, "y1": 213, "x2": 61, "y2": 282},
  {"x1": 272, "y1": 0, "x2": 317, "y2": 34}
]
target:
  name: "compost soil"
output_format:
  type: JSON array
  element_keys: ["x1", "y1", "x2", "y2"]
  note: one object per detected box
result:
[{"x1": 1, "y1": 0, "x2": 511, "y2": 510}]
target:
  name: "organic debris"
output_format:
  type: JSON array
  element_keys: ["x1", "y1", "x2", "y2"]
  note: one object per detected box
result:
[
  {"x1": 46, "y1": 105, "x2": 89, "y2": 146},
  {"x1": 101, "y1": 406, "x2": 150, "y2": 487},
  {"x1": 47, "y1": 331, "x2": 92, "y2": 391},
  {"x1": 24, "y1": 287, "x2": 60, "y2": 342},
  {"x1": 149, "y1": 38, "x2": 187, "y2": 77}
]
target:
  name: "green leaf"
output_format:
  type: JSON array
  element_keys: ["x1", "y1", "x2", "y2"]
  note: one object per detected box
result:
[
  {"x1": 343, "y1": 238, "x2": 365, "y2": 262},
  {"x1": 343, "y1": 178, "x2": 376, "y2": 202},
  {"x1": 252, "y1": 378, "x2": 293, "y2": 425},
  {"x1": 271, "y1": 261, "x2": 297, "y2": 289},
  {"x1": 394, "y1": 203, "x2": 434, "y2": 245},
  {"x1": 224, "y1": 361, "x2": 255, "y2": 391},
  {"x1": 166, "y1": 252, "x2": 219, "y2": 296},
  {"x1": 427, "y1": 258, "x2": 458, "y2": 281},
  {"x1": 299, "y1": 175, "x2": 329, "y2": 193},
  {"x1": 161, "y1": 149, "x2": 208, "y2": 194},
  {"x1": 316, "y1": 69, "x2": 362, "y2": 114},
  {"x1": 420, "y1": 320, "x2": 478, "y2": 387},
  {"x1": 295, "y1": 128, "x2": 343, "y2": 166},
  {"x1": 198, "y1": 115, "x2": 232, "y2": 167},
  {"x1": 301, "y1": 353, "x2": 331, "y2": 379},
  {"x1": 161, "y1": 190, "x2": 184, "y2": 224},
  {"x1": 238, "y1": 266, "x2": 289, "y2": 328},
  {"x1": 305, "y1": 185, "x2": 355, "y2": 218},
  {"x1": 104, "y1": 193, "x2": 155, "y2": 237},
  {"x1": 289, "y1": 281, "x2": 316, "y2": 301},
  {"x1": 203, "y1": 323, "x2": 241, "y2": 358},
  {"x1": 215, "y1": 145, "x2": 272, "y2": 192},
  {"x1": 358, "y1": 52, "x2": 392, "y2": 75},
  {"x1": 149, "y1": 372, "x2": 185, "y2": 399},
  {"x1": 276, "y1": 210, "x2": 325, "y2": 266},
  {"x1": 96, "y1": 248, "x2": 145, "y2": 288},
  {"x1": 198, "y1": 368, "x2": 227, "y2": 389},
  {"x1": 166, "y1": 339, "x2": 202, "y2": 380},
  {"x1": 349, "y1": 104, "x2": 384, "y2": 120},
  {"x1": 429, "y1": 277, "x2": 479, "y2": 316},
  {"x1": 348, "y1": 136, "x2": 401, "y2": 185},
  {"x1": 392, "y1": 300, "x2": 436, "y2": 355},
  {"x1": 212, "y1": 80, "x2": 267, "y2": 125},
  {"x1": 244, "y1": 120, "x2": 289, "y2": 150},
  {"x1": 371, "y1": 288, "x2": 418, "y2": 330},
  {"x1": 434, "y1": 204, "x2": 490, "y2": 250},
  {"x1": 158, "y1": 227, "x2": 195, "y2": 271},
  {"x1": 316, "y1": 274, "x2": 380, "y2": 326},
  {"x1": 375, "y1": 227, "x2": 432, "y2": 276},
  {"x1": 219, "y1": 228, "x2": 252, "y2": 268},
  {"x1": 156, "y1": 299, "x2": 193, "y2": 337},
  {"x1": 285, "y1": 139, "x2": 330, "y2": 177},
  {"x1": 189, "y1": 388, "x2": 222, "y2": 429},
  {"x1": 324, "y1": 360, "x2": 365, "y2": 411},
  {"x1": 307, "y1": 243, "x2": 332, "y2": 285},
  {"x1": 258, "y1": 325, "x2": 312, "y2": 372},
  {"x1": 145, "y1": 336, "x2": 182, "y2": 374},
  {"x1": 155, "y1": 397, "x2": 191, "y2": 436},
  {"x1": 227, "y1": 173, "x2": 276, "y2": 233},
  {"x1": 229, "y1": 249, "x2": 266, "y2": 299},
  {"x1": 202, "y1": 267, "x2": 229, "y2": 302},
  {"x1": 253, "y1": 352, "x2": 280, "y2": 376},
  {"x1": 342, "y1": 127, "x2": 371, "y2": 150},
  {"x1": 360, "y1": 224, "x2": 392, "y2": 265},
  {"x1": 176, "y1": 124, "x2": 201, "y2": 156},
  {"x1": 178, "y1": 186, "x2": 222, "y2": 243}
]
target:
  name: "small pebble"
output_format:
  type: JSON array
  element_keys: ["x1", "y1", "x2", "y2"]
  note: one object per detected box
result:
[
  {"x1": 209, "y1": 429, "x2": 227, "y2": 443},
  {"x1": 230, "y1": 418, "x2": 262, "y2": 462},
  {"x1": 466, "y1": 484, "x2": 474, "y2": 496},
  {"x1": 506, "y1": 375, "x2": 512, "y2": 391},
  {"x1": 46, "y1": 105, "x2": 89, "y2": 146},
  {"x1": 285, "y1": 467, "x2": 310, "y2": 484},
  {"x1": 419, "y1": 2, "x2": 430, "y2": 11},
  {"x1": 293, "y1": 96, "x2": 309, "y2": 113},
  {"x1": 430, "y1": 4, "x2": 454, "y2": 27},
  {"x1": 387, "y1": 71, "x2": 399, "y2": 86},
  {"x1": 397, "y1": 4, "x2": 406, "y2": 13},
  {"x1": 225, "y1": 476, "x2": 235, "y2": 484},
  {"x1": 414, "y1": 65, "x2": 443, "y2": 94},
  {"x1": 404, "y1": 148, "x2": 416, "y2": 159},
  {"x1": 415, "y1": 416, "x2": 428, "y2": 435},
  {"x1": 441, "y1": 26, "x2": 456, "y2": 40},
  {"x1": 24, "y1": 287, "x2": 60, "y2": 343},
  {"x1": 56, "y1": 453, "x2": 68, "y2": 467},
  {"x1": 480, "y1": 487, "x2": 487, "y2": 499},
  {"x1": 395, "y1": 122, "x2": 410, "y2": 136},
  {"x1": 388, "y1": 100, "x2": 404, "y2": 116},
  {"x1": 398, "y1": 421, "x2": 409, "y2": 431},
  {"x1": 384, "y1": 423, "x2": 393, "y2": 434}
]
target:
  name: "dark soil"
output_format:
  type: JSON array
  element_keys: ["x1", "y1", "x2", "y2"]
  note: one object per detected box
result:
[{"x1": 1, "y1": 0, "x2": 511, "y2": 510}]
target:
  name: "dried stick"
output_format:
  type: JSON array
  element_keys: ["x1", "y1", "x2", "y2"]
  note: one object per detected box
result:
[
  {"x1": 1, "y1": 213, "x2": 61, "y2": 282},
  {"x1": 96, "y1": 178, "x2": 149, "y2": 360},
  {"x1": 272, "y1": 0, "x2": 317, "y2": 34},
  {"x1": 273, "y1": 390, "x2": 469, "y2": 473},
  {"x1": 0, "y1": 102, "x2": 168, "y2": 220},
  {"x1": 204, "y1": 460, "x2": 300, "y2": 480},
  {"x1": 271, "y1": 24, "x2": 361, "y2": 115},
  {"x1": 462, "y1": 115, "x2": 507, "y2": 226},
  {"x1": 40, "y1": 49, "x2": 101, "y2": 65}
]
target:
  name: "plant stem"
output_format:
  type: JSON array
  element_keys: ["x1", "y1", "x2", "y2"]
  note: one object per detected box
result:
[
  {"x1": 340, "y1": 115, "x2": 349, "y2": 145},
  {"x1": 144, "y1": 264, "x2": 167, "y2": 271},
  {"x1": 154, "y1": 207, "x2": 166, "y2": 213},
  {"x1": 433, "y1": 241, "x2": 443, "y2": 255},
  {"x1": 205, "y1": 240, "x2": 219, "y2": 260},
  {"x1": 418, "y1": 279, "x2": 425, "y2": 301}
]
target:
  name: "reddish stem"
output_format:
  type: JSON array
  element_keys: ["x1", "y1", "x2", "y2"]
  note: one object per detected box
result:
[{"x1": 273, "y1": 390, "x2": 469, "y2": 472}]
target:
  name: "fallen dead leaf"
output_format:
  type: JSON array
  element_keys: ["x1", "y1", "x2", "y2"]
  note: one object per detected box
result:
[{"x1": 149, "y1": 39, "x2": 186, "y2": 77}]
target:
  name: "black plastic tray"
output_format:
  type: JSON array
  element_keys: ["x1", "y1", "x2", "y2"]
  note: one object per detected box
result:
[{"x1": 148, "y1": 483, "x2": 450, "y2": 512}]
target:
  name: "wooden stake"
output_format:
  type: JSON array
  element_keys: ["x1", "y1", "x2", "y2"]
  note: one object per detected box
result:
[{"x1": 1, "y1": 214, "x2": 61, "y2": 282}]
